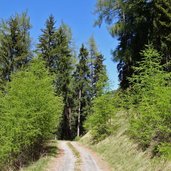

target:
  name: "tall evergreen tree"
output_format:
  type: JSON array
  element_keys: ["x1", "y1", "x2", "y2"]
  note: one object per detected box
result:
[
  {"x1": 38, "y1": 17, "x2": 75, "y2": 139},
  {"x1": 88, "y1": 36, "x2": 99, "y2": 98},
  {"x1": 93, "y1": 54, "x2": 108, "y2": 97},
  {"x1": 73, "y1": 44, "x2": 91, "y2": 137},
  {"x1": 88, "y1": 36, "x2": 108, "y2": 97},
  {"x1": 38, "y1": 15, "x2": 57, "y2": 72},
  {"x1": 0, "y1": 12, "x2": 32, "y2": 83},
  {"x1": 54, "y1": 26, "x2": 74, "y2": 139},
  {"x1": 88, "y1": 36, "x2": 98, "y2": 83},
  {"x1": 153, "y1": 0, "x2": 171, "y2": 70},
  {"x1": 95, "y1": 0, "x2": 171, "y2": 89}
]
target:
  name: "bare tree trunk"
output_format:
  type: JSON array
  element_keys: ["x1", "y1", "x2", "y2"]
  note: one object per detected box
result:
[
  {"x1": 77, "y1": 89, "x2": 81, "y2": 137},
  {"x1": 68, "y1": 106, "x2": 72, "y2": 131}
]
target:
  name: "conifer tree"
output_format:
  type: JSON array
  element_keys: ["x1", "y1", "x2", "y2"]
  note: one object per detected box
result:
[
  {"x1": 0, "y1": 12, "x2": 32, "y2": 83},
  {"x1": 88, "y1": 36, "x2": 108, "y2": 97},
  {"x1": 88, "y1": 36, "x2": 99, "y2": 98},
  {"x1": 38, "y1": 15, "x2": 57, "y2": 71},
  {"x1": 88, "y1": 36, "x2": 98, "y2": 84},
  {"x1": 95, "y1": 0, "x2": 171, "y2": 88},
  {"x1": 154, "y1": 0, "x2": 171, "y2": 70},
  {"x1": 74, "y1": 44, "x2": 91, "y2": 137},
  {"x1": 0, "y1": 58, "x2": 63, "y2": 169},
  {"x1": 93, "y1": 54, "x2": 108, "y2": 97},
  {"x1": 38, "y1": 17, "x2": 74, "y2": 139},
  {"x1": 55, "y1": 26, "x2": 74, "y2": 139}
]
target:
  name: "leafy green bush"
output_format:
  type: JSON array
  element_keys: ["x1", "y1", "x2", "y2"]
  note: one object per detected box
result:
[
  {"x1": 85, "y1": 93, "x2": 117, "y2": 142},
  {"x1": 128, "y1": 45, "x2": 171, "y2": 156},
  {"x1": 0, "y1": 58, "x2": 63, "y2": 169},
  {"x1": 158, "y1": 143, "x2": 171, "y2": 160}
]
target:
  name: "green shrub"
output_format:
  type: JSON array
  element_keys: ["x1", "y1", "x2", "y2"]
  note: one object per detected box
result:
[
  {"x1": 128, "y1": 45, "x2": 171, "y2": 157},
  {"x1": 85, "y1": 93, "x2": 117, "y2": 142},
  {"x1": 0, "y1": 58, "x2": 63, "y2": 169}
]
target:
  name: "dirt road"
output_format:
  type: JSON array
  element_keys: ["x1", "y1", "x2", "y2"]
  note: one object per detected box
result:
[{"x1": 51, "y1": 141, "x2": 111, "y2": 171}]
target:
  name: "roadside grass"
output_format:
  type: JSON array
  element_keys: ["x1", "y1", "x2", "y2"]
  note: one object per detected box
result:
[
  {"x1": 67, "y1": 142, "x2": 81, "y2": 171},
  {"x1": 81, "y1": 112, "x2": 171, "y2": 171},
  {"x1": 20, "y1": 140, "x2": 59, "y2": 171}
]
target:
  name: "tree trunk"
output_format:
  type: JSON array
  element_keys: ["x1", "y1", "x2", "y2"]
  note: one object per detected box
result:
[
  {"x1": 68, "y1": 106, "x2": 72, "y2": 132},
  {"x1": 77, "y1": 89, "x2": 81, "y2": 137}
]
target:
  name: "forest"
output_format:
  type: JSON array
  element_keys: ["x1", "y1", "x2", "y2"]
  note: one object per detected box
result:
[{"x1": 0, "y1": 0, "x2": 171, "y2": 170}]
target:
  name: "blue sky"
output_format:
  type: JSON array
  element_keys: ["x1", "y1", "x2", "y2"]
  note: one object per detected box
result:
[{"x1": 0, "y1": 0, "x2": 119, "y2": 89}]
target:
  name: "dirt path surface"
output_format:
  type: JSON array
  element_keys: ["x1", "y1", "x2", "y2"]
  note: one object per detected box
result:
[
  {"x1": 52, "y1": 141, "x2": 76, "y2": 171},
  {"x1": 71, "y1": 142, "x2": 102, "y2": 171},
  {"x1": 50, "y1": 141, "x2": 111, "y2": 171}
]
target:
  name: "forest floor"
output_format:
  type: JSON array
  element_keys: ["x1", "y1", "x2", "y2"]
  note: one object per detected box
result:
[{"x1": 47, "y1": 140, "x2": 111, "y2": 171}]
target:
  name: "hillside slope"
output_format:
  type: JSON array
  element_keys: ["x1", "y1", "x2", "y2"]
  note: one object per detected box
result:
[{"x1": 81, "y1": 112, "x2": 171, "y2": 171}]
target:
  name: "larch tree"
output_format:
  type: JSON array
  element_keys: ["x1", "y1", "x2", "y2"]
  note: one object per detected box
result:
[{"x1": 0, "y1": 58, "x2": 63, "y2": 169}]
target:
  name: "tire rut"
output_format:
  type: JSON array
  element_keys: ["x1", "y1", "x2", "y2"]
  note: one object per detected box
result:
[
  {"x1": 57, "y1": 141, "x2": 76, "y2": 171},
  {"x1": 71, "y1": 142, "x2": 103, "y2": 171},
  {"x1": 54, "y1": 141, "x2": 110, "y2": 171}
]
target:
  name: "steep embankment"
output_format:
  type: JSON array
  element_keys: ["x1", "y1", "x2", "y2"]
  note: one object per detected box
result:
[{"x1": 80, "y1": 112, "x2": 171, "y2": 171}]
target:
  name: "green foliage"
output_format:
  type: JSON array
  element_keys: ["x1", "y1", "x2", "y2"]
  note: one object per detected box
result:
[
  {"x1": 154, "y1": 0, "x2": 171, "y2": 68},
  {"x1": 85, "y1": 93, "x2": 117, "y2": 142},
  {"x1": 38, "y1": 16, "x2": 75, "y2": 139},
  {"x1": 88, "y1": 36, "x2": 108, "y2": 97},
  {"x1": 93, "y1": 54, "x2": 108, "y2": 97},
  {"x1": 158, "y1": 143, "x2": 171, "y2": 160},
  {"x1": 128, "y1": 45, "x2": 171, "y2": 156},
  {"x1": 38, "y1": 15, "x2": 57, "y2": 71},
  {"x1": 95, "y1": 0, "x2": 171, "y2": 88},
  {"x1": 0, "y1": 12, "x2": 32, "y2": 83},
  {"x1": 54, "y1": 26, "x2": 75, "y2": 139},
  {"x1": 73, "y1": 44, "x2": 91, "y2": 137},
  {"x1": 0, "y1": 58, "x2": 63, "y2": 169}
]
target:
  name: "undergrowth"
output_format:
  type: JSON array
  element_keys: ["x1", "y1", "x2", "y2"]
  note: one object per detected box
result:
[{"x1": 81, "y1": 112, "x2": 171, "y2": 171}]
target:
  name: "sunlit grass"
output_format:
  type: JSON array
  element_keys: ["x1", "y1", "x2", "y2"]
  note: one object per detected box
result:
[
  {"x1": 20, "y1": 140, "x2": 59, "y2": 171},
  {"x1": 81, "y1": 112, "x2": 171, "y2": 171}
]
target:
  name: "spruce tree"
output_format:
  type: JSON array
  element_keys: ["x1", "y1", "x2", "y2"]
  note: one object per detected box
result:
[
  {"x1": 55, "y1": 26, "x2": 74, "y2": 139},
  {"x1": 0, "y1": 12, "x2": 32, "y2": 83},
  {"x1": 93, "y1": 54, "x2": 108, "y2": 97},
  {"x1": 95, "y1": 0, "x2": 171, "y2": 88},
  {"x1": 74, "y1": 44, "x2": 91, "y2": 137},
  {"x1": 38, "y1": 15, "x2": 57, "y2": 72},
  {"x1": 38, "y1": 17, "x2": 74, "y2": 139},
  {"x1": 154, "y1": 0, "x2": 171, "y2": 70},
  {"x1": 88, "y1": 36, "x2": 108, "y2": 97},
  {"x1": 88, "y1": 36, "x2": 99, "y2": 98}
]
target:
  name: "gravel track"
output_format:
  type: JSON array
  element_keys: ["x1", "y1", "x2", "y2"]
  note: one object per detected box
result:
[
  {"x1": 53, "y1": 141, "x2": 110, "y2": 171},
  {"x1": 57, "y1": 141, "x2": 76, "y2": 171},
  {"x1": 71, "y1": 142, "x2": 102, "y2": 171}
]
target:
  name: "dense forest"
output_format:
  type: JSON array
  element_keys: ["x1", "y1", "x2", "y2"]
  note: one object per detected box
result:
[
  {"x1": 0, "y1": 12, "x2": 108, "y2": 169},
  {"x1": 0, "y1": 0, "x2": 171, "y2": 170}
]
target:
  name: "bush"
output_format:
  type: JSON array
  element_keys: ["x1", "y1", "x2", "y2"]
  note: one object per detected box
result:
[
  {"x1": 128, "y1": 45, "x2": 171, "y2": 156},
  {"x1": 85, "y1": 93, "x2": 117, "y2": 142},
  {"x1": 0, "y1": 58, "x2": 63, "y2": 169}
]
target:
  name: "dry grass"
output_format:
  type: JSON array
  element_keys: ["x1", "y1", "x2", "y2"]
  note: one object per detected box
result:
[
  {"x1": 67, "y1": 142, "x2": 81, "y2": 171},
  {"x1": 20, "y1": 140, "x2": 59, "y2": 171},
  {"x1": 81, "y1": 112, "x2": 171, "y2": 171}
]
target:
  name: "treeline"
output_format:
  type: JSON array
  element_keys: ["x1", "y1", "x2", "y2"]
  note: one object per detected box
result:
[
  {"x1": 86, "y1": 0, "x2": 171, "y2": 160},
  {"x1": 37, "y1": 15, "x2": 108, "y2": 139},
  {"x1": 0, "y1": 12, "x2": 108, "y2": 169}
]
